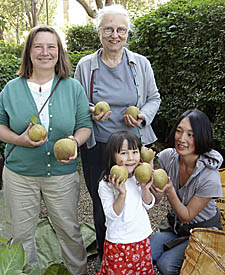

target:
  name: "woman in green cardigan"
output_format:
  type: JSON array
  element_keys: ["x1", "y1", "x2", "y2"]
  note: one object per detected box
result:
[{"x1": 0, "y1": 25, "x2": 92, "y2": 274}]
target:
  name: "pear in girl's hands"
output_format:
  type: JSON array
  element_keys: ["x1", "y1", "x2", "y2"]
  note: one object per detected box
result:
[
  {"x1": 134, "y1": 162, "x2": 152, "y2": 183},
  {"x1": 140, "y1": 146, "x2": 154, "y2": 162},
  {"x1": 110, "y1": 165, "x2": 128, "y2": 183}
]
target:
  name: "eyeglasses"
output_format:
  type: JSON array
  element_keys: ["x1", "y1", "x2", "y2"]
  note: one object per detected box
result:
[{"x1": 99, "y1": 27, "x2": 128, "y2": 36}]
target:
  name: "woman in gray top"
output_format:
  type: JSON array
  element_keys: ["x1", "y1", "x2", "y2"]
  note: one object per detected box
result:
[
  {"x1": 150, "y1": 109, "x2": 223, "y2": 275},
  {"x1": 74, "y1": 4, "x2": 161, "y2": 270}
]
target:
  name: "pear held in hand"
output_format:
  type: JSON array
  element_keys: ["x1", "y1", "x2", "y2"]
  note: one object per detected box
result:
[
  {"x1": 125, "y1": 106, "x2": 140, "y2": 120},
  {"x1": 110, "y1": 165, "x2": 128, "y2": 183},
  {"x1": 29, "y1": 124, "x2": 47, "y2": 142},
  {"x1": 141, "y1": 146, "x2": 154, "y2": 163},
  {"x1": 153, "y1": 169, "x2": 168, "y2": 190},
  {"x1": 94, "y1": 101, "x2": 110, "y2": 116},
  {"x1": 54, "y1": 138, "x2": 76, "y2": 160},
  {"x1": 134, "y1": 162, "x2": 152, "y2": 183}
]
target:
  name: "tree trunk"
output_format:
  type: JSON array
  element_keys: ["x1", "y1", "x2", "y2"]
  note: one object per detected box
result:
[{"x1": 0, "y1": 31, "x2": 3, "y2": 40}]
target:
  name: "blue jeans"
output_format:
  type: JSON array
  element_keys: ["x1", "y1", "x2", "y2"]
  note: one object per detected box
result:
[{"x1": 150, "y1": 230, "x2": 189, "y2": 275}]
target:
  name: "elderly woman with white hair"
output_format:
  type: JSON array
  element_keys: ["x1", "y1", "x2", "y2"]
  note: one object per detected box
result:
[{"x1": 74, "y1": 4, "x2": 161, "y2": 271}]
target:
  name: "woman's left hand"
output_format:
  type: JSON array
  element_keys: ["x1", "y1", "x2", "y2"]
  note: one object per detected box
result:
[
  {"x1": 124, "y1": 113, "x2": 145, "y2": 128},
  {"x1": 58, "y1": 135, "x2": 78, "y2": 164},
  {"x1": 154, "y1": 177, "x2": 173, "y2": 194}
]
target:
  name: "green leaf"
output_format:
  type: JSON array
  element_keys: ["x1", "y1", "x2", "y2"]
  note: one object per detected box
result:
[
  {"x1": 0, "y1": 244, "x2": 6, "y2": 253},
  {"x1": 0, "y1": 236, "x2": 8, "y2": 242},
  {"x1": 30, "y1": 116, "x2": 38, "y2": 125},
  {"x1": 43, "y1": 263, "x2": 72, "y2": 275},
  {"x1": 0, "y1": 241, "x2": 26, "y2": 274}
]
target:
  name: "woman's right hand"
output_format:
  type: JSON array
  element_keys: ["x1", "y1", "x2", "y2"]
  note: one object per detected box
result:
[
  {"x1": 90, "y1": 106, "x2": 112, "y2": 122},
  {"x1": 18, "y1": 123, "x2": 47, "y2": 147}
]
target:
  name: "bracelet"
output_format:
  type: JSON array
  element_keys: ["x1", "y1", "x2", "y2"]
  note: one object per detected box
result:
[{"x1": 74, "y1": 138, "x2": 79, "y2": 148}]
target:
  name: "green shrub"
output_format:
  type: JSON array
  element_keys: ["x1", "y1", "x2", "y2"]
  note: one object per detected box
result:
[
  {"x1": 0, "y1": 53, "x2": 21, "y2": 91},
  {"x1": 0, "y1": 53, "x2": 21, "y2": 154},
  {"x1": 0, "y1": 41, "x2": 23, "y2": 57},
  {"x1": 129, "y1": 0, "x2": 225, "y2": 153},
  {"x1": 67, "y1": 50, "x2": 95, "y2": 74},
  {"x1": 66, "y1": 24, "x2": 101, "y2": 52}
]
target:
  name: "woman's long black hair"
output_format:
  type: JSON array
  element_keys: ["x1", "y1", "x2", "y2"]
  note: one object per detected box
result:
[{"x1": 169, "y1": 109, "x2": 213, "y2": 154}]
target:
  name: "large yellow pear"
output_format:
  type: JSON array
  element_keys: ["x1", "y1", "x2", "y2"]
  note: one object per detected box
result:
[
  {"x1": 153, "y1": 169, "x2": 168, "y2": 189},
  {"x1": 94, "y1": 101, "x2": 110, "y2": 116},
  {"x1": 141, "y1": 146, "x2": 154, "y2": 163},
  {"x1": 134, "y1": 162, "x2": 152, "y2": 183},
  {"x1": 110, "y1": 165, "x2": 128, "y2": 183},
  {"x1": 125, "y1": 106, "x2": 140, "y2": 120},
  {"x1": 54, "y1": 138, "x2": 76, "y2": 160},
  {"x1": 28, "y1": 124, "x2": 47, "y2": 142}
]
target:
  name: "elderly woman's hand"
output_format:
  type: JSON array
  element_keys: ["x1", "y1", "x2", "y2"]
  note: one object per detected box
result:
[
  {"x1": 124, "y1": 113, "x2": 145, "y2": 128},
  {"x1": 90, "y1": 106, "x2": 112, "y2": 122}
]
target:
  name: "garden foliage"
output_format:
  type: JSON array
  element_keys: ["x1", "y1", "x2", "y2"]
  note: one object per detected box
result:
[
  {"x1": 129, "y1": 0, "x2": 225, "y2": 151},
  {"x1": 0, "y1": 53, "x2": 21, "y2": 91},
  {"x1": 66, "y1": 24, "x2": 101, "y2": 52},
  {"x1": 0, "y1": 41, "x2": 23, "y2": 57},
  {"x1": 0, "y1": 235, "x2": 72, "y2": 274},
  {"x1": 67, "y1": 50, "x2": 95, "y2": 74}
]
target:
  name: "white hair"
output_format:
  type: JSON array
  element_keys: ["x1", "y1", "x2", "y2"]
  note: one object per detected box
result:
[{"x1": 95, "y1": 4, "x2": 132, "y2": 31}]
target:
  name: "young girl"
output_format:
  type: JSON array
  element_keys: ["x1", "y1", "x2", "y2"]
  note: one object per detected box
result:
[{"x1": 97, "y1": 130, "x2": 156, "y2": 275}]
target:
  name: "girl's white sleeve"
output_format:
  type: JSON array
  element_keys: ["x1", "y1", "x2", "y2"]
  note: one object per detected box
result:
[{"x1": 98, "y1": 180, "x2": 123, "y2": 220}]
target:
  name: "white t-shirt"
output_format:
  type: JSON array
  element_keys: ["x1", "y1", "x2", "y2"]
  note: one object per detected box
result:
[
  {"x1": 27, "y1": 79, "x2": 53, "y2": 131},
  {"x1": 98, "y1": 176, "x2": 155, "y2": 244}
]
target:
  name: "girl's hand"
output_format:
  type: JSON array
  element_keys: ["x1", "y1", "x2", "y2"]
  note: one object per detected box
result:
[
  {"x1": 139, "y1": 171, "x2": 154, "y2": 190},
  {"x1": 123, "y1": 113, "x2": 145, "y2": 128},
  {"x1": 19, "y1": 123, "x2": 47, "y2": 148},
  {"x1": 149, "y1": 151, "x2": 156, "y2": 169},
  {"x1": 109, "y1": 175, "x2": 127, "y2": 195},
  {"x1": 90, "y1": 106, "x2": 112, "y2": 122},
  {"x1": 58, "y1": 135, "x2": 78, "y2": 164},
  {"x1": 139, "y1": 173, "x2": 155, "y2": 205}
]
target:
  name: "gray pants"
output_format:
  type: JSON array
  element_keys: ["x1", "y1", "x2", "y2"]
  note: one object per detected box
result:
[{"x1": 3, "y1": 166, "x2": 87, "y2": 275}]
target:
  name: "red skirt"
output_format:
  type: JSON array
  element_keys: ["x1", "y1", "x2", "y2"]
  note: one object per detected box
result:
[{"x1": 97, "y1": 237, "x2": 155, "y2": 275}]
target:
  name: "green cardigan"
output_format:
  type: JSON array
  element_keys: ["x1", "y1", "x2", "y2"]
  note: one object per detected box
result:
[{"x1": 0, "y1": 76, "x2": 93, "y2": 177}]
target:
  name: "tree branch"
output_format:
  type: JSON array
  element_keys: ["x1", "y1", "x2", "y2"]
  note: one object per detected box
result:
[
  {"x1": 96, "y1": 0, "x2": 103, "y2": 9},
  {"x1": 75, "y1": 0, "x2": 97, "y2": 18},
  {"x1": 23, "y1": 0, "x2": 32, "y2": 28},
  {"x1": 37, "y1": 0, "x2": 45, "y2": 18},
  {"x1": 105, "y1": 0, "x2": 113, "y2": 6}
]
